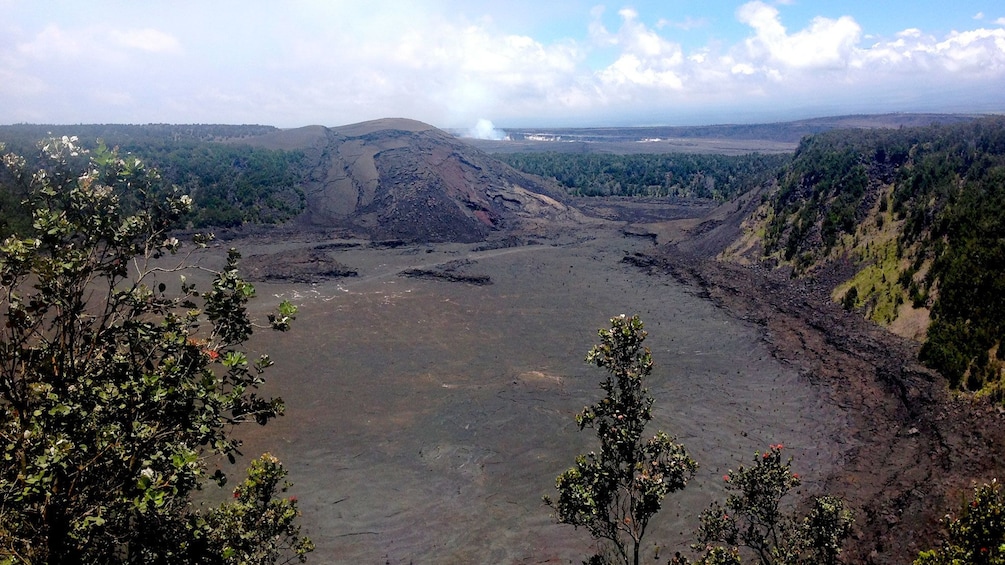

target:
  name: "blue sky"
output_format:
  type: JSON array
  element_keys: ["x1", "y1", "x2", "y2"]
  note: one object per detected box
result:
[{"x1": 1, "y1": 1, "x2": 1004, "y2": 130}]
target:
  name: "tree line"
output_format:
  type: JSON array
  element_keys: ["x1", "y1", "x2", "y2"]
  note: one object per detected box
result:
[
  {"x1": 498, "y1": 152, "x2": 789, "y2": 200},
  {"x1": 0, "y1": 124, "x2": 306, "y2": 232}
]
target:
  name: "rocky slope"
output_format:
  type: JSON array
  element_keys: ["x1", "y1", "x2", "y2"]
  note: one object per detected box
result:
[
  {"x1": 243, "y1": 118, "x2": 584, "y2": 243},
  {"x1": 638, "y1": 115, "x2": 1005, "y2": 563},
  {"x1": 645, "y1": 247, "x2": 1005, "y2": 564},
  {"x1": 720, "y1": 116, "x2": 1005, "y2": 394}
]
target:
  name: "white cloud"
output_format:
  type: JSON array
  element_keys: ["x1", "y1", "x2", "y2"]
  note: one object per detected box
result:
[
  {"x1": 600, "y1": 53, "x2": 684, "y2": 89},
  {"x1": 251, "y1": 11, "x2": 589, "y2": 126},
  {"x1": 109, "y1": 28, "x2": 180, "y2": 54},
  {"x1": 587, "y1": 5, "x2": 619, "y2": 47},
  {"x1": 934, "y1": 28, "x2": 1005, "y2": 71},
  {"x1": 736, "y1": 1, "x2": 861, "y2": 70},
  {"x1": 657, "y1": 16, "x2": 708, "y2": 32},
  {"x1": 16, "y1": 24, "x2": 83, "y2": 61},
  {"x1": 16, "y1": 24, "x2": 180, "y2": 62},
  {"x1": 859, "y1": 26, "x2": 1005, "y2": 73},
  {"x1": 2, "y1": 2, "x2": 1005, "y2": 127},
  {"x1": 731, "y1": 63, "x2": 756, "y2": 75},
  {"x1": 345, "y1": 2, "x2": 1005, "y2": 125},
  {"x1": 593, "y1": 8, "x2": 686, "y2": 92}
]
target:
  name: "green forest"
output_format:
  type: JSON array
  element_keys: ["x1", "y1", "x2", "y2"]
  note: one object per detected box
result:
[
  {"x1": 498, "y1": 152, "x2": 789, "y2": 199},
  {"x1": 0, "y1": 124, "x2": 306, "y2": 231}
]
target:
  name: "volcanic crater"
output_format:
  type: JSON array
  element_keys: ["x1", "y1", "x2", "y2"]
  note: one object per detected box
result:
[{"x1": 205, "y1": 118, "x2": 1005, "y2": 564}]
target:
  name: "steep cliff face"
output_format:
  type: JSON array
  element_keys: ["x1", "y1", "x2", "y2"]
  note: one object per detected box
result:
[
  {"x1": 246, "y1": 118, "x2": 581, "y2": 242},
  {"x1": 721, "y1": 116, "x2": 1005, "y2": 392}
]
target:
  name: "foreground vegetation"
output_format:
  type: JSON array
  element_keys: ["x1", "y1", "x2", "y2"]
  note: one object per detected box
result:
[
  {"x1": 916, "y1": 480, "x2": 1005, "y2": 564},
  {"x1": 0, "y1": 139, "x2": 310, "y2": 563},
  {"x1": 547, "y1": 315, "x2": 854, "y2": 565},
  {"x1": 544, "y1": 315, "x2": 697, "y2": 565}
]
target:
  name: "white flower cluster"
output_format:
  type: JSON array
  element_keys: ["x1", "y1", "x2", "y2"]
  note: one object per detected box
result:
[{"x1": 42, "y1": 135, "x2": 88, "y2": 160}]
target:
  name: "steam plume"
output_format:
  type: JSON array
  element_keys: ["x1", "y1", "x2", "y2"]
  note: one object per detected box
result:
[{"x1": 467, "y1": 119, "x2": 508, "y2": 140}]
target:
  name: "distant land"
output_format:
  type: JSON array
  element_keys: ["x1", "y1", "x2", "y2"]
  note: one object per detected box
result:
[
  {"x1": 454, "y1": 112, "x2": 984, "y2": 155},
  {"x1": 1, "y1": 112, "x2": 986, "y2": 156}
]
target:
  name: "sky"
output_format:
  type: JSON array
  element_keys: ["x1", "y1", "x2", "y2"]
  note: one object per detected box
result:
[{"x1": 2, "y1": 1, "x2": 1004, "y2": 131}]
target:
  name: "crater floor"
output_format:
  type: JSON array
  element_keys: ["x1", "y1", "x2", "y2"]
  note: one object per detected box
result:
[{"x1": 221, "y1": 227, "x2": 847, "y2": 563}]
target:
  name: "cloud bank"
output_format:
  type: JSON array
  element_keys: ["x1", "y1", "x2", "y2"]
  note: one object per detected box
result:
[{"x1": 1, "y1": 1, "x2": 1003, "y2": 127}]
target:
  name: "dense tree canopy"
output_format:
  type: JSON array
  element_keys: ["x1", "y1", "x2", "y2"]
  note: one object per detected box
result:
[
  {"x1": 499, "y1": 152, "x2": 788, "y2": 200},
  {"x1": 0, "y1": 125, "x2": 306, "y2": 231}
]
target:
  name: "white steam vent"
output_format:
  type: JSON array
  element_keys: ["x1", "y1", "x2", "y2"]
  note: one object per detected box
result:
[{"x1": 467, "y1": 119, "x2": 509, "y2": 140}]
